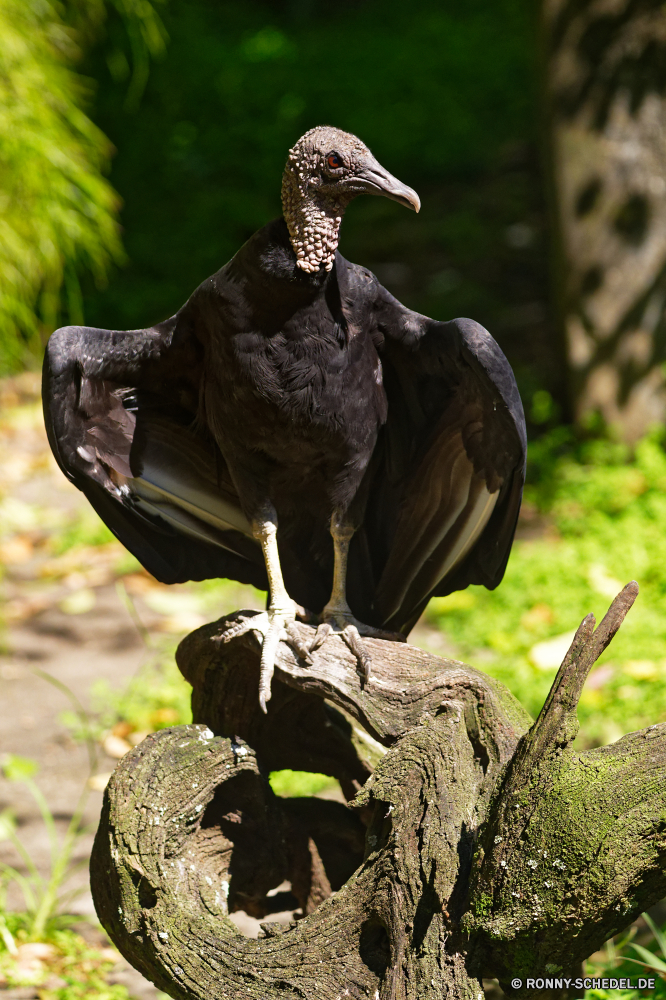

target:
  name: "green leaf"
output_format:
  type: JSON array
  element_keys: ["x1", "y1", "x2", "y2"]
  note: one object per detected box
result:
[
  {"x1": 269, "y1": 770, "x2": 338, "y2": 798},
  {"x1": 643, "y1": 912, "x2": 666, "y2": 960},
  {"x1": 1, "y1": 754, "x2": 39, "y2": 783},
  {"x1": 0, "y1": 809, "x2": 17, "y2": 841},
  {"x1": 626, "y1": 944, "x2": 666, "y2": 974},
  {"x1": 0, "y1": 913, "x2": 17, "y2": 955},
  {"x1": 0, "y1": 0, "x2": 167, "y2": 372}
]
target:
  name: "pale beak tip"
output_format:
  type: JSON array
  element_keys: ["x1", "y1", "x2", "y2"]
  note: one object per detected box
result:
[{"x1": 404, "y1": 187, "x2": 420, "y2": 213}]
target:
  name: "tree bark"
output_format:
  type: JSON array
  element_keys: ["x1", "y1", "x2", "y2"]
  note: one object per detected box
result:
[
  {"x1": 542, "y1": 0, "x2": 666, "y2": 439},
  {"x1": 90, "y1": 584, "x2": 666, "y2": 999}
]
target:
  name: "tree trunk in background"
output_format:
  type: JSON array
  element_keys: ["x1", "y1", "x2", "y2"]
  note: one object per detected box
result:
[{"x1": 543, "y1": 0, "x2": 666, "y2": 440}]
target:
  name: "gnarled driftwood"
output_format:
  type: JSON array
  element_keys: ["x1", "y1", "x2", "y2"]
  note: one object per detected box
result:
[{"x1": 91, "y1": 582, "x2": 666, "y2": 999}]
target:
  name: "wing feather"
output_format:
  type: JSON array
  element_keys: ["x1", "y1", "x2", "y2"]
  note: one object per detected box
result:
[
  {"x1": 42, "y1": 321, "x2": 267, "y2": 589},
  {"x1": 129, "y1": 413, "x2": 252, "y2": 538},
  {"x1": 337, "y1": 262, "x2": 526, "y2": 635},
  {"x1": 374, "y1": 431, "x2": 500, "y2": 625}
]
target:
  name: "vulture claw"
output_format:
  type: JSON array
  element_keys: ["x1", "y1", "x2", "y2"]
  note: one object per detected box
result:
[
  {"x1": 341, "y1": 624, "x2": 372, "y2": 683},
  {"x1": 308, "y1": 610, "x2": 406, "y2": 685},
  {"x1": 215, "y1": 607, "x2": 304, "y2": 713},
  {"x1": 216, "y1": 616, "x2": 254, "y2": 644},
  {"x1": 309, "y1": 622, "x2": 334, "y2": 653},
  {"x1": 213, "y1": 607, "x2": 406, "y2": 705},
  {"x1": 284, "y1": 622, "x2": 314, "y2": 664}
]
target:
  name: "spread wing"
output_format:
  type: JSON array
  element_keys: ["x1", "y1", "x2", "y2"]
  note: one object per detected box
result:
[
  {"x1": 42, "y1": 317, "x2": 268, "y2": 589},
  {"x1": 346, "y1": 274, "x2": 526, "y2": 635}
]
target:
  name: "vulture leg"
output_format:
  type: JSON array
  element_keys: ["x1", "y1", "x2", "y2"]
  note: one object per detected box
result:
[
  {"x1": 219, "y1": 507, "x2": 312, "y2": 712},
  {"x1": 310, "y1": 512, "x2": 405, "y2": 681}
]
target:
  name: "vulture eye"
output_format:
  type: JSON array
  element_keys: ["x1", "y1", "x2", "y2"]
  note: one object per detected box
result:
[{"x1": 327, "y1": 153, "x2": 342, "y2": 169}]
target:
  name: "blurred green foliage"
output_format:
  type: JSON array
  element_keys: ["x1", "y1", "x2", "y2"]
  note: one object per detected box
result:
[
  {"x1": 82, "y1": 0, "x2": 558, "y2": 415},
  {"x1": 0, "y1": 0, "x2": 165, "y2": 374},
  {"x1": 48, "y1": 505, "x2": 117, "y2": 555},
  {"x1": 269, "y1": 769, "x2": 339, "y2": 798},
  {"x1": 82, "y1": 643, "x2": 192, "y2": 738},
  {"x1": 587, "y1": 911, "x2": 666, "y2": 1000},
  {"x1": 0, "y1": 922, "x2": 133, "y2": 998}
]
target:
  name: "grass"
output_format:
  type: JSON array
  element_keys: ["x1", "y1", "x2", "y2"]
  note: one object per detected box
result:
[
  {"x1": 586, "y1": 912, "x2": 666, "y2": 999},
  {"x1": 0, "y1": 751, "x2": 135, "y2": 999},
  {"x1": 0, "y1": 667, "x2": 100, "y2": 942},
  {"x1": 269, "y1": 769, "x2": 339, "y2": 798},
  {"x1": 0, "y1": 923, "x2": 132, "y2": 999}
]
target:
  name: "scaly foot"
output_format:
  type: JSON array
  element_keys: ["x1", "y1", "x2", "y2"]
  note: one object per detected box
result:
[
  {"x1": 218, "y1": 603, "x2": 313, "y2": 713},
  {"x1": 309, "y1": 604, "x2": 405, "y2": 683}
]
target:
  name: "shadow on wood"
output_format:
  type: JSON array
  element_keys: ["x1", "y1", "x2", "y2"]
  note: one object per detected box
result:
[{"x1": 90, "y1": 582, "x2": 666, "y2": 999}]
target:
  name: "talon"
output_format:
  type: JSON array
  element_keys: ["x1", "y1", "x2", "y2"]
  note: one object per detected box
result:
[
  {"x1": 310, "y1": 622, "x2": 333, "y2": 653},
  {"x1": 259, "y1": 624, "x2": 283, "y2": 712},
  {"x1": 342, "y1": 625, "x2": 372, "y2": 682},
  {"x1": 258, "y1": 654, "x2": 275, "y2": 713},
  {"x1": 285, "y1": 623, "x2": 314, "y2": 664},
  {"x1": 309, "y1": 608, "x2": 404, "y2": 683},
  {"x1": 214, "y1": 615, "x2": 256, "y2": 644},
  {"x1": 219, "y1": 605, "x2": 297, "y2": 710}
]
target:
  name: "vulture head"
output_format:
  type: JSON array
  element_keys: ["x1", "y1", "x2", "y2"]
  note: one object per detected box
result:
[{"x1": 282, "y1": 125, "x2": 420, "y2": 273}]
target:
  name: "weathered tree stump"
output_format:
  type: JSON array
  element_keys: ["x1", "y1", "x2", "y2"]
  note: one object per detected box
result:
[{"x1": 91, "y1": 582, "x2": 666, "y2": 999}]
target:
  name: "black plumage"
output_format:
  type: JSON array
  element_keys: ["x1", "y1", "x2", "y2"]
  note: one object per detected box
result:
[{"x1": 43, "y1": 126, "x2": 526, "y2": 707}]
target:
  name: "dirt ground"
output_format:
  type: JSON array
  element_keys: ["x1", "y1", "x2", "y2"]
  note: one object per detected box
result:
[{"x1": 1, "y1": 589, "x2": 167, "y2": 998}]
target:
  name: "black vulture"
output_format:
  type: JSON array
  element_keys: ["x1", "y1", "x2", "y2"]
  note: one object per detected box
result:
[{"x1": 43, "y1": 126, "x2": 526, "y2": 710}]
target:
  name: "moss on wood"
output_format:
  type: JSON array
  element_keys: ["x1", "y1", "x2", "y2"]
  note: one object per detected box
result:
[{"x1": 91, "y1": 585, "x2": 666, "y2": 999}]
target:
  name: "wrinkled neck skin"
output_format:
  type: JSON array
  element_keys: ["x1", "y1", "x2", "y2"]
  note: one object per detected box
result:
[{"x1": 281, "y1": 169, "x2": 350, "y2": 275}]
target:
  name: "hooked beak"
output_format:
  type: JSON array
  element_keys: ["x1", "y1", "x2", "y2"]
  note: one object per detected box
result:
[{"x1": 343, "y1": 155, "x2": 421, "y2": 213}]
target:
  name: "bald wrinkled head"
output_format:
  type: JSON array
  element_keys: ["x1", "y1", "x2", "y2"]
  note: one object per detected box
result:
[{"x1": 281, "y1": 126, "x2": 420, "y2": 274}]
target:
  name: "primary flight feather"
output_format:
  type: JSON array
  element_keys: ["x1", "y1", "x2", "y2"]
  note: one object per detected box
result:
[{"x1": 43, "y1": 126, "x2": 526, "y2": 709}]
